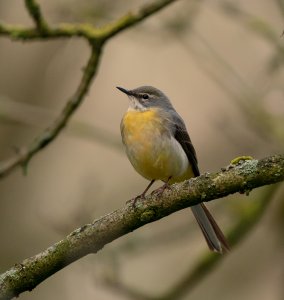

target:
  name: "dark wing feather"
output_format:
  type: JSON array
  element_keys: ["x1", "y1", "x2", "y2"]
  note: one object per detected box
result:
[
  {"x1": 171, "y1": 112, "x2": 229, "y2": 253},
  {"x1": 172, "y1": 113, "x2": 200, "y2": 177}
]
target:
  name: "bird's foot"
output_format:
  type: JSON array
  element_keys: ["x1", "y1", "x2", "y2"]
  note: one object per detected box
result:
[
  {"x1": 151, "y1": 182, "x2": 171, "y2": 197},
  {"x1": 126, "y1": 193, "x2": 146, "y2": 208},
  {"x1": 126, "y1": 179, "x2": 156, "y2": 208}
]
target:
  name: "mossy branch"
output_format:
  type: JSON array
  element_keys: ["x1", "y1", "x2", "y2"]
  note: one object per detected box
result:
[
  {"x1": 103, "y1": 185, "x2": 278, "y2": 300},
  {"x1": 0, "y1": 155, "x2": 283, "y2": 300},
  {"x1": 24, "y1": 0, "x2": 48, "y2": 31},
  {"x1": 0, "y1": 0, "x2": 178, "y2": 42},
  {"x1": 0, "y1": 47, "x2": 101, "y2": 178},
  {"x1": 0, "y1": 0, "x2": 178, "y2": 178}
]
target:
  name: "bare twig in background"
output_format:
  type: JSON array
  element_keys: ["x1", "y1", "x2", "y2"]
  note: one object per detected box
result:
[
  {"x1": 0, "y1": 155, "x2": 283, "y2": 300},
  {"x1": 24, "y1": 0, "x2": 48, "y2": 31},
  {"x1": 0, "y1": 96, "x2": 121, "y2": 150},
  {"x1": 276, "y1": 0, "x2": 284, "y2": 18},
  {"x1": 0, "y1": 48, "x2": 101, "y2": 177},
  {"x1": 160, "y1": 2, "x2": 284, "y2": 149},
  {"x1": 0, "y1": 0, "x2": 179, "y2": 178}
]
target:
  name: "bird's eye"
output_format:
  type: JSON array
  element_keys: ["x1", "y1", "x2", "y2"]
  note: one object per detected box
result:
[{"x1": 142, "y1": 94, "x2": 149, "y2": 100}]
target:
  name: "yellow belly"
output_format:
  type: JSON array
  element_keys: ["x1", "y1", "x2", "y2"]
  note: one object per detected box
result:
[{"x1": 121, "y1": 109, "x2": 194, "y2": 182}]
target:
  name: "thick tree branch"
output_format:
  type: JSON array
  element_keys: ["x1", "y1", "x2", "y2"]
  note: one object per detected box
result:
[
  {"x1": 103, "y1": 185, "x2": 278, "y2": 300},
  {"x1": 0, "y1": 155, "x2": 283, "y2": 300},
  {"x1": 158, "y1": 184, "x2": 278, "y2": 300},
  {"x1": 0, "y1": 0, "x2": 178, "y2": 178}
]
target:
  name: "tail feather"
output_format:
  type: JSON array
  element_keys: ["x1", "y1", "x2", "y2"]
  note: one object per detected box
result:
[{"x1": 191, "y1": 203, "x2": 230, "y2": 254}]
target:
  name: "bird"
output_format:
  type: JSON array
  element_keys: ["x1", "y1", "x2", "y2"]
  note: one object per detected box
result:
[{"x1": 117, "y1": 85, "x2": 229, "y2": 254}]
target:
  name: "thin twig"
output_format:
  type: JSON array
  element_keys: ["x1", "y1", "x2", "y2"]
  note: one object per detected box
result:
[
  {"x1": 0, "y1": 155, "x2": 283, "y2": 300},
  {"x1": 100, "y1": 0, "x2": 180, "y2": 40},
  {"x1": 0, "y1": 0, "x2": 178, "y2": 42},
  {"x1": 0, "y1": 47, "x2": 101, "y2": 177},
  {"x1": 0, "y1": 0, "x2": 178, "y2": 178},
  {"x1": 0, "y1": 96, "x2": 121, "y2": 149},
  {"x1": 24, "y1": 0, "x2": 48, "y2": 31},
  {"x1": 276, "y1": 0, "x2": 284, "y2": 19}
]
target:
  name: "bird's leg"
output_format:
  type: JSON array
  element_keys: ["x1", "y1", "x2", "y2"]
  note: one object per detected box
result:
[
  {"x1": 127, "y1": 179, "x2": 156, "y2": 207},
  {"x1": 151, "y1": 176, "x2": 172, "y2": 197}
]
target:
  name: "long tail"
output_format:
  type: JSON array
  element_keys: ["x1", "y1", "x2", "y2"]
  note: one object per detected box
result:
[{"x1": 191, "y1": 203, "x2": 230, "y2": 254}]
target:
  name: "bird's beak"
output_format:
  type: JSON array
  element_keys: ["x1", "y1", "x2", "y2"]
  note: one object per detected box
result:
[{"x1": 116, "y1": 86, "x2": 132, "y2": 96}]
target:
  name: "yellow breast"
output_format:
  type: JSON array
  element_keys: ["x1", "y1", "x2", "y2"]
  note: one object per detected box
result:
[
  {"x1": 121, "y1": 109, "x2": 165, "y2": 143},
  {"x1": 121, "y1": 109, "x2": 192, "y2": 181}
]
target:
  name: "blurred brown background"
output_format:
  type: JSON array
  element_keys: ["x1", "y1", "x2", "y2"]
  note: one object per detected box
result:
[{"x1": 0, "y1": 0, "x2": 283, "y2": 299}]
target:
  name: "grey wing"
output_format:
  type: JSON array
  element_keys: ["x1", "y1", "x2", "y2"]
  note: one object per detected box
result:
[{"x1": 171, "y1": 112, "x2": 200, "y2": 177}]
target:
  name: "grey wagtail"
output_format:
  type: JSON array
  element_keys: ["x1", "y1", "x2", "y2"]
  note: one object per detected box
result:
[{"x1": 117, "y1": 85, "x2": 229, "y2": 254}]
